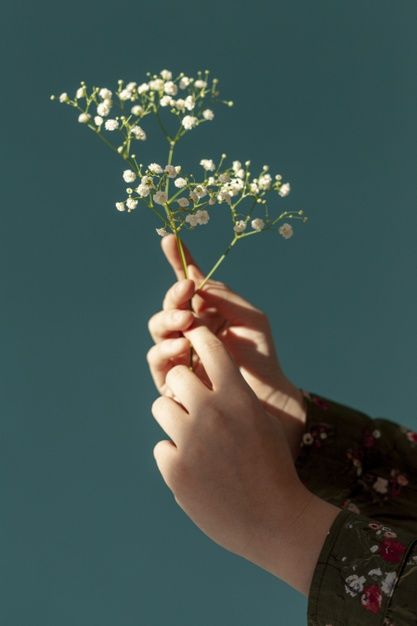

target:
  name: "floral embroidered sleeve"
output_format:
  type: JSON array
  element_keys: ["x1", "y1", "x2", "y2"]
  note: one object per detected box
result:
[{"x1": 294, "y1": 390, "x2": 417, "y2": 625}]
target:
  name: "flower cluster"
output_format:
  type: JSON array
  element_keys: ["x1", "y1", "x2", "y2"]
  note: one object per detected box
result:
[{"x1": 51, "y1": 67, "x2": 308, "y2": 289}]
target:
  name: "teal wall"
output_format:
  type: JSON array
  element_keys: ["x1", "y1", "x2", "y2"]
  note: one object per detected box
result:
[{"x1": 1, "y1": 1, "x2": 416, "y2": 624}]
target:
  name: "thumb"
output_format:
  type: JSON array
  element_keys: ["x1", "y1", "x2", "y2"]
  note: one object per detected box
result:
[{"x1": 161, "y1": 234, "x2": 205, "y2": 283}]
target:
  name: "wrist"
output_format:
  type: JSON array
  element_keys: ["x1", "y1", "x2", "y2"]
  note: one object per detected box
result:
[{"x1": 263, "y1": 385, "x2": 307, "y2": 460}]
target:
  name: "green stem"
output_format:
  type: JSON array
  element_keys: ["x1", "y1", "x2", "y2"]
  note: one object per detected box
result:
[{"x1": 196, "y1": 236, "x2": 239, "y2": 291}]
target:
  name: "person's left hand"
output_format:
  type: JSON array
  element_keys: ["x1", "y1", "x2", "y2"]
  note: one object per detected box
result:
[{"x1": 151, "y1": 316, "x2": 314, "y2": 571}]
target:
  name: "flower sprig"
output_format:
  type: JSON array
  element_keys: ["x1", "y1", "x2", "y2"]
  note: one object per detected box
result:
[{"x1": 51, "y1": 67, "x2": 308, "y2": 367}]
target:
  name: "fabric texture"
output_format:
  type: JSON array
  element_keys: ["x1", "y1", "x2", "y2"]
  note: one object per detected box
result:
[{"x1": 294, "y1": 389, "x2": 417, "y2": 625}]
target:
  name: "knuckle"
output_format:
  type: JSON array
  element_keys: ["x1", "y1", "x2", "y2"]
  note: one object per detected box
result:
[
  {"x1": 147, "y1": 312, "x2": 158, "y2": 335},
  {"x1": 165, "y1": 363, "x2": 187, "y2": 383}
]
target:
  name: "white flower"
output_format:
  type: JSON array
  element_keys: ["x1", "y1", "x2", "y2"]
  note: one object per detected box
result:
[
  {"x1": 141, "y1": 175, "x2": 153, "y2": 186},
  {"x1": 373, "y1": 477, "x2": 389, "y2": 494},
  {"x1": 194, "y1": 79, "x2": 207, "y2": 89},
  {"x1": 370, "y1": 545, "x2": 380, "y2": 553},
  {"x1": 208, "y1": 197, "x2": 216, "y2": 205},
  {"x1": 368, "y1": 568, "x2": 383, "y2": 577},
  {"x1": 381, "y1": 571, "x2": 398, "y2": 597},
  {"x1": 177, "y1": 197, "x2": 190, "y2": 208},
  {"x1": 156, "y1": 227, "x2": 169, "y2": 237},
  {"x1": 149, "y1": 78, "x2": 164, "y2": 91},
  {"x1": 233, "y1": 220, "x2": 247, "y2": 234},
  {"x1": 104, "y1": 118, "x2": 119, "y2": 131},
  {"x1": 279, "y1": 223, "x2": 294, "y2": 239},
  {"x1": 148, "y1": 163, "x2": 163, "y2": 174},
  {"x1": 232, "y1": 160, "x2": 242, "y2": 172},
  {"x1": 160, "y1": 69, "x2": 172, "y2": 81},
  {"x1": 131, "y1": 125, "x2": 146, "y2": 140},
  {"x1": 194, "y1": 185, "x2": 207, "y2": 199},
  {"x1": 179, "y1": 76, "x2": 191, "y2": 89},
  {"x1": 173, "y1": 98, "x2": 186, "y2": 111},
  {"x1": 136, "y1": 184, "x2": 151, "y2": 197},
  {"x1": 59, "y1": 92, "x2": 69, "y2": 103},
  {"x1": 196, "y1": 209, "x2": 209, "y2": 224},
  {"x1": 94, "y1": 115, "x2": 103, "y2": 126},
  {"x1": 76, "y1": 86, "x2": 85, "y2": 99},
  {"x1": 160, "y1": 95, "x2": 173, "y2": 107},
  {"x1": 251, "y1": 218, "x2": 265, "y2": 231},
  {"x1": 115, "y1": 201, "x2": 125, "y2": 212},
  {"x1": 279, "y1": 182, "x2": 291, "y2": 197},
  {"x1": 258, "y1": 173, "x2": 272, "y2": 190},
  {"x1": 131, "y1": 105, "x2": 144, "y2": 116},
  {"x1": 202, "y1": 109, "x2": 214, "y2": 120},
  {"x1": 78, "y1": 112, "x2": 91, "y2": 124},
  {"x1": 97, "y1": 102, "x2": 110, "y2": 117},
  {"x1": 189, "y1": 191, "x2": 199, "y2": 203},
  {"x1": 302, "y1": 432, "x2": 314, "y2": 445},
  {"x1": 207, "y1": 176, "x2": 216, "y2": 185},
  {"x1": 126, "y1": 197, "x2": 138, "y2": 210},
  {"x1": 185, "y1": 213, "x2": 199, "y2": 227},
  {"x1": 344, "y1": 575, "x2": 366, "y2": 597},
  {"x1": 182, "y1": 115, "x2": 198, "y2": 130},
  {"x1": 123, "y1": 169, "x2": 136, "y2": 183},
  {"x1": 137, "y1": 82, "x2": 149, "y2": 94},
  {"x1": 184, "y1": 95, "x2": 195, "y2": 111},
  {"x1": 153, "y1": 191, "x2": 168, "y2": 205},
  {"x1": 164, "y1": 81, "x2": 178, "y2": 96},
  {"x1": 218, "y1": 172, "x2": 230, "y2": 183},
  {"x1": 99, "y1": 88, "x2": 112, "y2": 100},
  {"x1": 164, "y1": 164, "x2": 181, "y2": 177},
  {"x1": 119, "y1": 88, "x2": 132, "y2": 101},
  {"x1": 217, "y1": 190, "x2": 232, "y2": 204},
  {"x1": 373, "y1": 429, "x2": 381, "y2": 438},
  {"x1": 200, "y1": 159, "x2": 216, "y2": 171},
  {"x1": 174, "y1": 177, "x2": 187, "y2": 188},
  {"x1": 249, "y1": 182, "x2": 259, "y2": 194}
]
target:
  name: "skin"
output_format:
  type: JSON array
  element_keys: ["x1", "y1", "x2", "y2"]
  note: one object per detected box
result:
[{"x1": 147, "y1": 235, "x2": 341, "y2": 595}]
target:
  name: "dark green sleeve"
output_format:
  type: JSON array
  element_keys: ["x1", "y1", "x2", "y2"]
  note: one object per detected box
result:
[
  {"x1": 294, "y1": 389, "x2": 417, "y2": 533},
  {"x1": 307, "y1": 508, "x2": 417, "y2": 625}
]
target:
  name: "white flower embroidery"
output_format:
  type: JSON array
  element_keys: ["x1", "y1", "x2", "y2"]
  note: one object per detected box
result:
[
  {"x1": 344, "y1": 574, "x2": 366, "y2": 597},
  {"x1": 373, "y1": 477, "x2": 389, "y2": 494},
  {"x1": 381, "y1": 571, "x2": 398, "y2": 597}
]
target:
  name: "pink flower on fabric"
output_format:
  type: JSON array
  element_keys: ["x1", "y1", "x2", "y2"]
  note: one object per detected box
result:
[
  {"x1": 378, "y1": 538, "x2": 406, "y2": 563},
  {"x1": 406, "y1": 430, "x2": 417, "y2": 443},
  {"x1": 361, "y1": 584, "x2": 382, "y2": 613}
]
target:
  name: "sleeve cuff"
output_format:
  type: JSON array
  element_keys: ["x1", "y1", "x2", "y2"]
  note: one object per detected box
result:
[{"x1": 307, "y1": 508, "x2": 417, "y2": 625}]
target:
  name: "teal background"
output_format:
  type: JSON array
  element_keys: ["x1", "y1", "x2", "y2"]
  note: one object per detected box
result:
[{"x1": 1, "y1": 1, "x2": 416, "y2": 624}]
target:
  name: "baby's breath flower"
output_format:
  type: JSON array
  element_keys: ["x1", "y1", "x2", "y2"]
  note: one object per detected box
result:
[
  {"x1": 126, "y1": 197, "x2": 138, "y2": 210},
  {"x1": 251, "y1": 218, "x2": 265, "y2": 230},
  {"x1": 179, "y1": 76, "x2": 191, "y2": 89},
  {"x1": 153, "y1": 190, "x2": 168, "y2": 205},
  {"x1": 207, "y1": 176, "x2": 216, "y2": 185},
  {"x1": 233, "y1": 220, "x2": 246, "y2": 234},
  {"x1": 149, "y1": 78, "x2": 164, "y2": 91},
  {"x1": 174, "y1": 177, "x2": 187, "y2": 188},
  {"x1": 249, "y1": 181, "x2": 259, "y2": 194},
  {"x1": 105, "y1": 118, "x2": 119, "y2": 131},
  {"x1": 94, "y1": 115, "x2": 103, "y2": 126},
  {"x1": 123, "y1": 169, "x2": 136, "y2": 183},
  {"x1": 208, "y1": 197, "x2": 216, "y2": 205},
  {"x1": 184, "y1": 95, "x2": 195, "y2": 111},
  {"x1": 78, "y1": 112, "x2": 91, "y2": 124},
  {"x1": 186, "y1": 213, "x2": 199, "y2": 227},
  {"x1": 115, "y1": 201, "x2": 126, "y2": 212},
  {"x1": 194, "y1": 79, "x2": 207, "y2": 89},
  {"x1": 59, "y1": 92, "x2": 69, "y2": 103},
  {"x1": 258, "y1": 173, "x2": 272, "y2": 190},
  {"x1": 232, "y1": 161, "x2": 242, "y2": 171},
  {"x1": 275, "y1": 174, "x2": 282, "y2": 181},
  {"x1": 99, "y1": 88, "x2": 112, "y2": 100},
  {"x1": 97, "y1": 102, "x2": 110, "y2": 117},
  {"x1": 182, "y1": 115, "x2": 198, "y2": 130},
  {"x1": 164, "y1": 164, "x2": 181, "y2": 177},
  {"x1": 76, "y1": 86, "x2": 86, "y2": 99},
  {"x1": 164, "y1": 81, "x2": 177, "y2": 96},
  {"x1": 194, "y1": 185, "x2": 207, "y2": 199},
  {"x1": 160, "y1": 69, "x2": 172, "y2": 81},
  {"x1": 160, "y1": 95, "x2": 173, "y2": 107},
  {"x1": 141, "y1": 175, "x2": 153, "y2": 186},
  {"x1": 173, "y1": 98, "x2": 186, "y2": 111},
  {"x1": 177, "y1": 197, "x2": 190, "y2": 208},
  {"x1": 131, "y1": 105, "x2": 144, "y2": 116},
  {"x1": 148, "y1": 163, "x2": 163, "y2": 174},
  {"x1": 196, "y1": 209, "x2": 209, "y2": 224},
  {"x1": 202, "y1": 109, "x2": 214, "y2": 120},
  {"x1": 156, "y1": 227, "x2": 169, "y2": 236},
  {"x1": 217, "y1": 190, "x2": 232, "y2": 204},
  {"x1": 131, "y1": 125, "x2": 146, "y2": 140},
  {"x1": 278, "y1": 223, "x2": 293, "y2": 239},
  {"x1": 200, "y1": 159, "x2": 216, "y2": 171},
  {"x1": 136, "y1": 184, "x2": 151, "y2": 197},
  {"x1": 138, "y1": 82, "x2": 149, "y2": 94},
  {"x1": 119, "y1": 88, "x2": 132, "y2": 101},
  {"x1": 279, "y1": 182, "x2": 291, "y2": 197}
]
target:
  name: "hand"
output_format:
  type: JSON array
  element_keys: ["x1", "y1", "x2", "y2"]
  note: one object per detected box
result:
[
  {"x1": 147, "y1": 234, "x2": 307, "y2": 459},
  {"x1": 151, "y1": 318, "x2": 335, "y2": 594}
]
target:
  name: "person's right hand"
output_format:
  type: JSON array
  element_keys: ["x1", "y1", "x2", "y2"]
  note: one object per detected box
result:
[{"x1": 146, "y1": 234, "x2": 307, "y2": 460}]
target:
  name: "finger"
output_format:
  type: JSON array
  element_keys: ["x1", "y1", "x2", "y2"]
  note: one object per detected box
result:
[
  {"x1": 146, "y1": 337, "x2": 191, "y2": 391},
  {"x1": 196, "y1": 285, "x2": 264, "y2": 327},
  {"x1": 161, "y1": 234, "x2": 205, "y2": 282},
  {"x1": 165, "y1": 363, "x2": 209, "y2": 410},
  {"x1": 182, "y1": 319, "x2": 241, "y2": 390},
  {"x1": 148, "y1": 308, "x2": 195, "y2": 343},
  {"x1": 151, "y1": 395, "x2": 189, "y2": 446},
  {"x1": 162, "y1": 278, "x2": 195, "y2": 312}
]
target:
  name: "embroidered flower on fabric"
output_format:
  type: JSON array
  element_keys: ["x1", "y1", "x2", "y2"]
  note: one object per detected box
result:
[
  {"x1": 345, "y1": 574, "x2": 366, "y2": 597},
  {"x1": 300, "y1": 422, "x2": 332, "y2": 448},
  {"x1": 378, "y1": 538, "x2": 406, "y2": 563},
  {"x1": 361, "y1": 584, "x2": 383, "y2": 613},
  {"x1": 301, "y1": 389, "x2": 330, "y2": 410}
]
